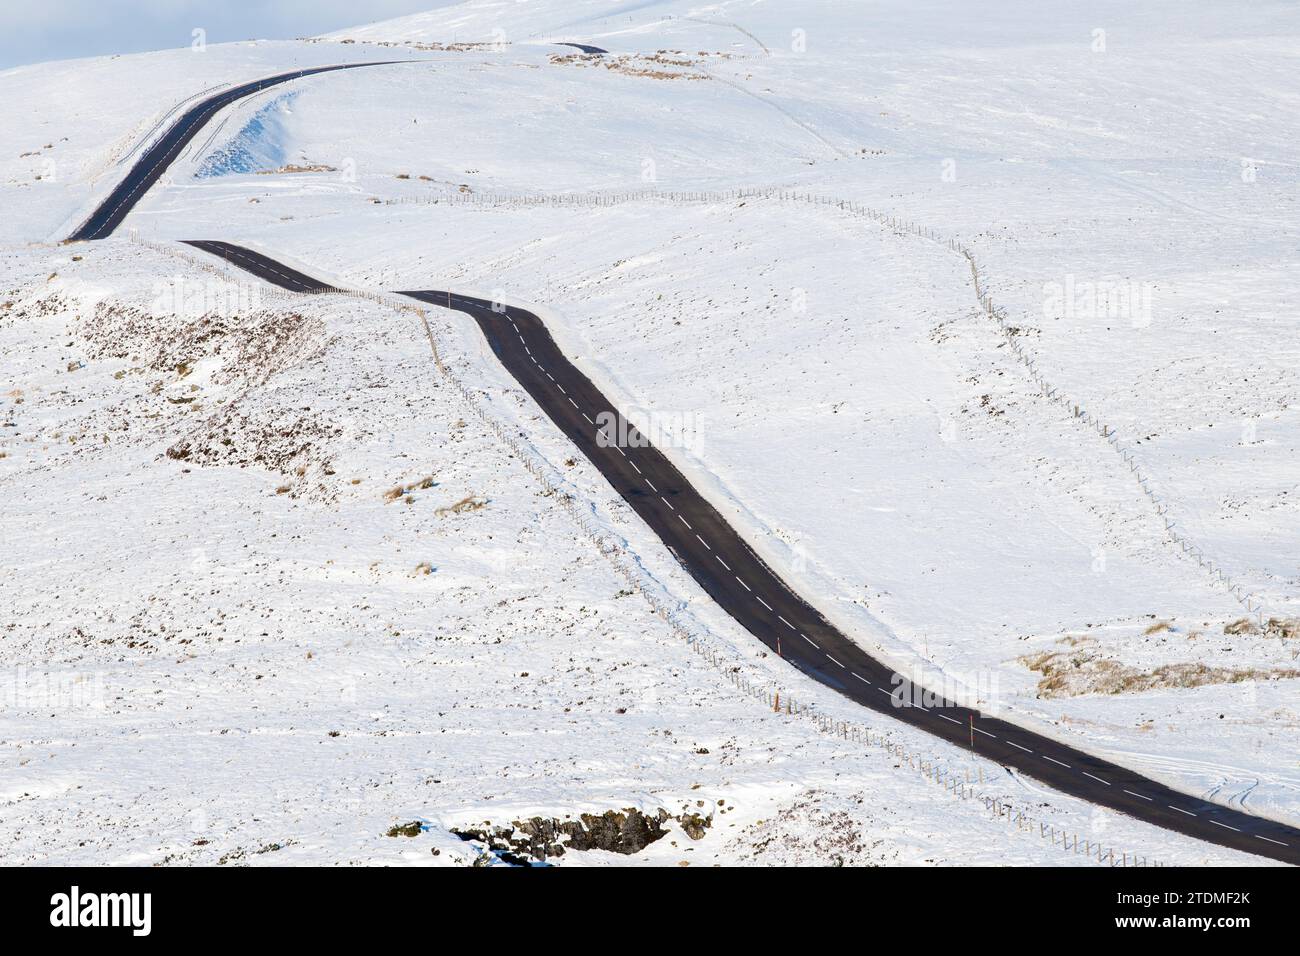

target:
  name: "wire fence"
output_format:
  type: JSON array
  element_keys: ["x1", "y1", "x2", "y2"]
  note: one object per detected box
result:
[
  {"x1": 384, "y1": 186, "x2": 1272, "y2": 628},
  {"x1": 127, "y1": 230, "x2": 1165, "y2": 866}
]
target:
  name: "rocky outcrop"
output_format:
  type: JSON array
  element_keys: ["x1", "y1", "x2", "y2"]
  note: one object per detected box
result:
[{"x1": 452, "y1": 807, "x2": 712, "y2": 865}]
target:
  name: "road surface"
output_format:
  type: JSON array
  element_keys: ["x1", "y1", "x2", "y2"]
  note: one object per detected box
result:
[
  {"x1": 179, "y1": 238, "x2": 1300, "y2": 865},
  {"x1": 555, "y1": 43, "x2": 608, "y2": 55},
  {"x1": 66, "y1": 54, "x2": 1299, "y2": 867},
  {"x1": 67, "y1": 61, "x2": 405, "y2": 242}
]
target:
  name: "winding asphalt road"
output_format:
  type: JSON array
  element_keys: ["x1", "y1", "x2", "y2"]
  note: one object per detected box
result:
[
  {"x1": 180, "y1": 240, "x2": 1300, "y2": 865},
  {"x1": 68, "y1": 66, "x2": 1300, "y2": 864}
]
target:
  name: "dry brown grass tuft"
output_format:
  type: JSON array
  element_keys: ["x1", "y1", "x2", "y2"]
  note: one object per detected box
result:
[
  {"x1": 383, "y1": 475, "x2": 437, "y2": 503},
  {"x1": 1143, "y1": 620, "x2": 1173, "y2": 636},
  {"x1": 1224, "y1": 618, "x2": 1256, "y2": 636},
  {"x1": 436, "y1": 495, "x2": 486, "y2": 516},
  {"x1": 1265, "y1": 617, "x2": 1300, "y2": 640},
  {"x1": 1019, "y1": 648, "x2": 1299, "y2": 698}
]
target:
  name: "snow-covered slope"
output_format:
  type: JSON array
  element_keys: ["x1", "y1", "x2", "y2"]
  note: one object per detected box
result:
[{"x1": 2, "y1": 0, "x2": 1298, "y2": 864}]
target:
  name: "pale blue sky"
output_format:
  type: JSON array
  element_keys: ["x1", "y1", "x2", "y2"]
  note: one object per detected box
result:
[{"x1": 0, "y1": 1, "x2": 461, "y2": 69}]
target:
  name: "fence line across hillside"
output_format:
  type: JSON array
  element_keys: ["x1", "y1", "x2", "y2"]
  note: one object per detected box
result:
[
  {"x1": 383, "y1": 186, "x2": 1271, "y2": 628},
  {"x1": 126, "y1": 231, "x2": 1165, "y2": 866}
]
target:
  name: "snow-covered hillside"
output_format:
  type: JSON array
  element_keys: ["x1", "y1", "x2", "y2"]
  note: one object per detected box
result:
[{"x1": 2, "y1": 0, "x2": 1298, "y2": 865}]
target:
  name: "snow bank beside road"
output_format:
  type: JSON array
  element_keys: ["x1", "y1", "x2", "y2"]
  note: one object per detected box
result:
[{"x1": 4, "y1": 0, "x2": 1298, "y2": 864}]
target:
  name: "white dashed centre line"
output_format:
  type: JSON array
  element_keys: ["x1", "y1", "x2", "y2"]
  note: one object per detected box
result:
[{"x1": 230, "y1": 194, "x2": 1300, "y2": 863}]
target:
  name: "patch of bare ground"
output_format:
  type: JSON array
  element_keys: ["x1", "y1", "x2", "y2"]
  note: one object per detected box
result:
[
  {"x1": 1019, "y1": 646, "x2": 1300, "y2": 698},
  {"x1": 322, "y1": 37, "x2": 499, "y2": 52},
  {"x1": 729, "y1": 789, "x2": 898, "y2": 866},
  {"x1": 548, "y1": 50, "x2": 730, "y2": 80},
  {"x1": 436, "y1": 494, "x2": 486, "y2": 516},
  {"x1": 164, "y1": 405, "x2": 342, "y2": 496},
  {"x1": 1224, "y1": 616, "x2": 1300, "y2": 640},
  {"x1": 450, "y1": 806, "x2": 713, "y2": 865},
  {"x1": 2, "y1": 290, "x2": 69, "y2": 329},
  {"x1": 256, "y1": 163, "x2": 337, "y2": 175},
  {"x1": 17, "y1": 602, "x2": 187, "y2": 660},
  {"x1": 50, "y1": 296, "x2": 345, "y2": 494},
  {"x1": 79, "y1": 299, "x2": 327, "y2": 390}
]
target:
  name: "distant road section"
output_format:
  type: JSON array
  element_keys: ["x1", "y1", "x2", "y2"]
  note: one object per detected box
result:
[
  {"x1": 554, "y1": 42, "x2": 608, "y2": 55},
  {"x1": 67, "y1": 61, "x2": 404, "y2": 242},
  {"x1": 178, "y1": 238, "x2": 1300, "y2": 865}
]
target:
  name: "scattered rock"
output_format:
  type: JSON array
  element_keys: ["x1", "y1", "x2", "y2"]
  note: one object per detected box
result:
[{"x1": 451, "y1": 806, "x2": 712, "y2": 864}]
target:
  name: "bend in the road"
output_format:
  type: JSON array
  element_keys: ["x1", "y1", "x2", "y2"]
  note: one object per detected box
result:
[
  {"x1": 175, "y1": 239, "x2": 1300, "y2": 865},
  {"x1": 66, "y1": 61, "x2": 409, "y2": 242}
]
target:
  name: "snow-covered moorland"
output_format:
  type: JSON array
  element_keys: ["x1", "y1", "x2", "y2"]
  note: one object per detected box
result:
[{"x1": 2, "y1": 0, "x2": 1297, "y2": 865}]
